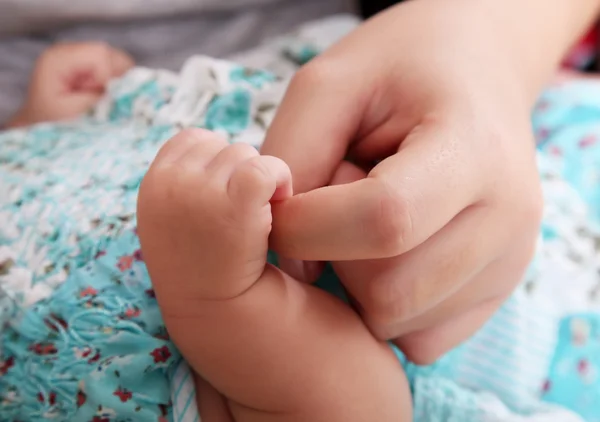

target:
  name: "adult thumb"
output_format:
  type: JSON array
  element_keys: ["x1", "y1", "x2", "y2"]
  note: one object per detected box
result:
[{"x1": 261, "y1": 61, "x2": 370, "y2": 194}]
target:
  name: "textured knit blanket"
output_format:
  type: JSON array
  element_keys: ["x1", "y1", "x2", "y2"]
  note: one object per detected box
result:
[{"x1": 1, "y1": 15, "x2": 600, "y2": 422}]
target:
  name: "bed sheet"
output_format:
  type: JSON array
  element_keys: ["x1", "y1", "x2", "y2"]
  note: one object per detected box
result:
[{"x1": 1, "y1": 14, "x2": 599, "y2": 422}]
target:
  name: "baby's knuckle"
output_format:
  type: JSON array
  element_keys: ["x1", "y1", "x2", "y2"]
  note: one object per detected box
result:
[
  {"x1": 156, "y1": 129, "x2": 204, "y2": 160},
  {"x1": 177, "y1": 128, "x2": 206, "y2": 144},
  {"x1": 227, "y1": 142, "x2": 258, "y2": 160},
  {"x1": 156, "y1": 134, "x2": 182, "y2": 157},
  {"x1": 142, "y1": 164, "x2": 196, "y2": 208},
  {"x1": 241, "y1": 158, "x2": 272, "y2": 186},
  {"x1": 138, "y1": 170, "x2": 170, "y2": 211}
]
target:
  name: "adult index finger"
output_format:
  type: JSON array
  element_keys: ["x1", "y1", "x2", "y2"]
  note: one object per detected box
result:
[{"x1": 270, "y1": 125, "x2": 484, "y2": 261}]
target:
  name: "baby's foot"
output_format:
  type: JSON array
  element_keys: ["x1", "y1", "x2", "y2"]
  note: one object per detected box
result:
[{"x1": 138, "y1": 128, "x2": 291, "y2": 305}]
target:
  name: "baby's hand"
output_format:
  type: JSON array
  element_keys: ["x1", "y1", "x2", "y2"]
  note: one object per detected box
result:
[
  {"x1": 7, "y1": 42, "x2": 134, "y2": 128},
  {"x1": 138, "y1": 129, "x2": 292, "y2": 305},
  {"x1": 138, "y1": 130, "x2": 411, "y2": 421}
]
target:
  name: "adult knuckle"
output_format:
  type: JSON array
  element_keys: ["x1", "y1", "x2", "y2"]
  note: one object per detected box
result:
[
  {"x1": 366, "y1": 321, "x2": 400, "y2": 342},
  {"x1": 292, "y1": 57, "x2": 339, "y2": 91},
  {"x1": 522, "y1": 186, "x2": 544, "y2": 226},
  {"x1": 400, "y1": 335, "x2": 447, "y2": 365},
  {"x1": 370, "y1": 182, "x2": 413, "y2": 256},
  {"x1": 508, "y1": 173, "x2": 543, "y2": 260},
  {"x1": 363, "y1": 276, "x2": 414, "y2": 330},
  {"x1": 514, "y1": 189, "x2": 544, "y2": 270}
]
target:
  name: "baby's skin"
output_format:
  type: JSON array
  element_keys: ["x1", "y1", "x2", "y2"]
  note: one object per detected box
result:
[{"x1": 137, "y1": 129, "x2": 412, "y2": 421}]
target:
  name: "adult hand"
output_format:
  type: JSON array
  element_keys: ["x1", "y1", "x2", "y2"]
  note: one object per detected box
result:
[
  {"x1": 261, "y1": 0, "x2": 578, "y2": 363},
  {"x1": 7, "y1": 42, "x2": 134, "y2": 128}
]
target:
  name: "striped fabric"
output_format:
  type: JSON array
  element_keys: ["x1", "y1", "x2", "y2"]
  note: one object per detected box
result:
[{"x1": 171, "y1": 361, "x2": 200, "y2": 422}]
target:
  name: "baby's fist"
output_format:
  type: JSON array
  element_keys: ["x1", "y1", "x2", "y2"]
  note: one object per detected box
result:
[
  {"x1": 7, "y1": 42, "x2": 134, "y2": 127},
  {"x1": 137, "y1": 129, "x2": 292, "y2": 307}
]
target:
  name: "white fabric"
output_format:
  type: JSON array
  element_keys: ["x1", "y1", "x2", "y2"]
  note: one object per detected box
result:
[{"x1": 0, "y1": 0, "x2": 355, "y2": 124}]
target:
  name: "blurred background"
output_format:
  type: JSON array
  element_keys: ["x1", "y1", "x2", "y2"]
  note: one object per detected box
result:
[{"x1": 0, "y1": 0, "x2": 404, "y2": 124}]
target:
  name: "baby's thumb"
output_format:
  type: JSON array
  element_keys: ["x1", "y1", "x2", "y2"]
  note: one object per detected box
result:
[{"x1": 276, "y1": 161, "x2": 366, "y2": 283}]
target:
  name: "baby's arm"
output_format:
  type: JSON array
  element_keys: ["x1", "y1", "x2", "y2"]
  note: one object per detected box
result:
[
  {"x1": 138, "y1": 129, "x2": 412, "y2": 422},
  {"x1": 184, "y1": 264, "x2": 410, "y2": 422},
  {"x1": 6, "y1": 42, "x2": 133, "y2": 128}
]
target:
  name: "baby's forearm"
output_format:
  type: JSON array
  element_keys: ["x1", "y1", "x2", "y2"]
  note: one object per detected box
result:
[
  {"x1": 172, "y1": 265, "x2": 411, "y2": 422},
  {"x1": 195, "y1": 375, "x2": 235, "y2": 422}
]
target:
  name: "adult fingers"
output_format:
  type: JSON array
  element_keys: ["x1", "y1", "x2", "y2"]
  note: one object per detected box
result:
[
  {"x1": 331, "y1": 205, "x2": 503, "y2": 331},
  {"x1": 329, "y1": 160, "x2": 368, "y2": 186},
  {"x1": 395, "y1": 295, "x2": 507, "y2": 365},
  {"x1": 393, "y1": 243, "x2": 534, "y2": 364},
  {"x1": 270, "y1": 124, "x2": 484, "y2": 261},
  {"x1": 332, "y1": 225, "x2": 535, "y2": 364},
  {"x1": 277, "y1": 161, "x2": 366, "y2": 283},
  {"x1": 260, "y1": 59, "x2": 370, "y2": 194}
]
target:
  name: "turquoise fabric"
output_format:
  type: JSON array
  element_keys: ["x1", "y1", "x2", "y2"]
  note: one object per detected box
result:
[
  {"x1": 542, "y1": 315, "x2": 600, "y2": 420},
  {"x1": 1, "y1": 43, "x2": 600, "y2": 421},
  {"x1": 533, "y1": 81, "x2": 600, "y2": 228},
  {"x1": 1, "y1": 231, "x2": 177, "y2": 421}
]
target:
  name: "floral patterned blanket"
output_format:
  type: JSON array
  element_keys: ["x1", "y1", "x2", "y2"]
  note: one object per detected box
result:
[{"x1": 1, "y1": 14, "x2": 600, "y2": 422}]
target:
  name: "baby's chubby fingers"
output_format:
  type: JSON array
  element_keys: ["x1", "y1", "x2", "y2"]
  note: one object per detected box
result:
[
  {"x1": 197, "y1": 142, "x2": 292, "y2": 208},
  {"x1": 228, "y1": 155, "x2": 293, "y2": 209},
  {"x1": 140, "y1": 130, "x2": 411, "y2": 422},
  {"x1": 139, "y1": 129, "x2": 293, "y2": 305},
  {"x1": 151, "y1": 128, "x2": 228, "y2": 168},
  {"x1": 151, "y1": 130, "x2": 292, "y2": 209}
]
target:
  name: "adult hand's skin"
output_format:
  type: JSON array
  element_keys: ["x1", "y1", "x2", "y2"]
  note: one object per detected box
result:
[{"x1": 262, "y1": 0, "x2": 600, "y2": 363}]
